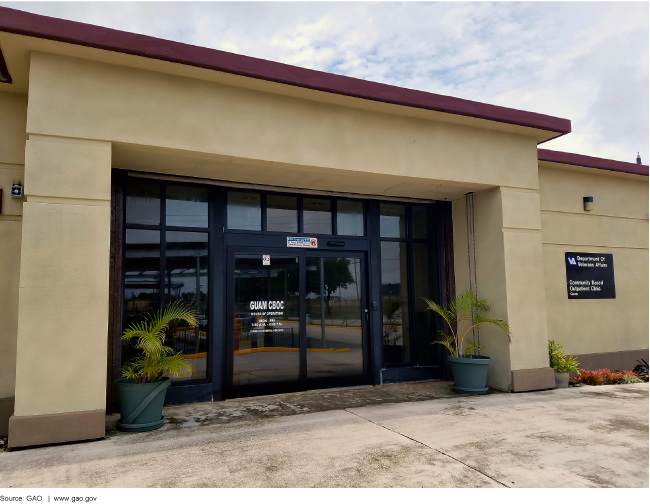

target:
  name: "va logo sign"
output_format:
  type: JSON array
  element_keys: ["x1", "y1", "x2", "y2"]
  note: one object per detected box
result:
[{"x1": 567, "y1": 256, "x2": 577, "y2": 266}]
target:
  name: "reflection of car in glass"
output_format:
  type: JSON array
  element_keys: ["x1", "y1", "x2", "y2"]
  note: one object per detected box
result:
[{"x1": 198, "y1": 317, "x2": 208, "y2": 333}]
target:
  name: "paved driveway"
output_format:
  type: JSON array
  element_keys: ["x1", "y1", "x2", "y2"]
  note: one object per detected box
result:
[{"x1": 0, "y1": 382, "x2": 647, "y2": 488}]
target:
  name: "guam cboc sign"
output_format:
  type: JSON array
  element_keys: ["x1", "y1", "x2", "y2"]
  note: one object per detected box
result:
[{"x1": 565, "y1": 252, "x2": 615, "y2": 299}]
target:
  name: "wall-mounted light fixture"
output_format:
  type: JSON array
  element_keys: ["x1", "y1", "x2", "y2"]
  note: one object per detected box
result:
[
  {"x1": 11, "y1": 180, "x2": 23, "y2": 199},
  {"x1": 583, "y1": 196, "x2": 594, "y2": 212}
]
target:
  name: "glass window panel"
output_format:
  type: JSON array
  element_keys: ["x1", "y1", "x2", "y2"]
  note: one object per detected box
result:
[
  {"x1": 267, "y1": 194, "x2": 298, "y2": 233},
  {"x1": 232, "y1": 255, "x2": 300, "y2": 386},
  {"x1": 306, "y1": 256, "x2": 363, "y2": 378},
  {"x1": 303, "y1": 198, "x2": 332, "y2": 235},
  {"x1": 381, "y1": 241, "x2": 411, "y2": 365},
  {"x1": 122, "y1": 229, "x2": 160, "y2": 367},
  {"x1": 126, "y1": 180, "x2": 160, "y2": 226},
  {"x1": 380, "y1": 204, "x2": 406, "y2": 238},
  {"x1": 412, "y1": 206, "x2": 428, "y2": 240},
  {"x1": 166, "y1": 185, "x2": 208, "y2": 228},
  {"x1": 413, "y1": 243, "x2": 444, "y2": 366},
  {"x1": 227, "y1": 191, "x2": 261, "y2": 231},
  {"x1": 337, "y1": 200, "x2": 364, "y2": 236},
  {"x1": 165, "y1": 232, "x2": 209, "y2": 381}
]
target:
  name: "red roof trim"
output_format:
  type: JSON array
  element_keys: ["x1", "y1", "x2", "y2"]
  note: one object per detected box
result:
[
  {"x1": 0, "y1": 6, "x2": 571, "y2": 138},
  {"x1": 538, "y1": 149, "x2": 649, "y2": 177}
]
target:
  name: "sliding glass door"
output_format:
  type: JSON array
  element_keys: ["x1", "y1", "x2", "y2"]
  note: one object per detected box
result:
[
  {"x1": 305, "y1": 256, "x2": 364, "y2": 379},
  {"x1": 231, "y1": 254, "x2": 300, "y2": 387},
  {"x1": 226, "y1": 248, "x2": 369, "y2": 397}
]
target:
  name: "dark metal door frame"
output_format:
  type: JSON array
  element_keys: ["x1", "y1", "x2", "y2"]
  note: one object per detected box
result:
[
  {"x1": 107, "y1": 170, "x2": 455, "y2": 411},
  {"x1": 224, "y1": 245, "x2": 370, "y2": 399}
]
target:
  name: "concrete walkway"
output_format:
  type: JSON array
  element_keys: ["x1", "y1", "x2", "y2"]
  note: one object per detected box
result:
[{"x1": 0, "y1": 382, "x2": 647, "y2": 488}]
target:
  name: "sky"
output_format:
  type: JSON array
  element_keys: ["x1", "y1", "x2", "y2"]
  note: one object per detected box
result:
[{"x1": 2, "y1": 1, "x2": 648, "y2": 163}]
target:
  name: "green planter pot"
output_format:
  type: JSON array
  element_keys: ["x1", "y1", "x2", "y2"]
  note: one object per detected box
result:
[
  {"x1": 115, "y1": 377, "x2": 171, "y2": 432},
  {"x1": 448, "y1": 355, "x2": 490, "y2": 394}
]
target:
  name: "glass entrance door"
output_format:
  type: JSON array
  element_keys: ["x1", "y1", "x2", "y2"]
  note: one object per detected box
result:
[
  {"x1": 226, "y1": 248, "x2": 368, "y2": 397},
  {"x1": 231, "y1": 254, "x2": 300, "y2": 388},
  {"x1": 305, "y1": 256, "x2": 365, "y2": 379}
]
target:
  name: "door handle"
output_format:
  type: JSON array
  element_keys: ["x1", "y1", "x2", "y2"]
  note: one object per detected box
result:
[{"x1": 365, "y1": 308, "x2": 369, "y2": 321}]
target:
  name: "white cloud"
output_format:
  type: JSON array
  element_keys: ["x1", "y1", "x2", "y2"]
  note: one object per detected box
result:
[{"x1": 2, "y1": 1, "x2": 647, "y2": 163}]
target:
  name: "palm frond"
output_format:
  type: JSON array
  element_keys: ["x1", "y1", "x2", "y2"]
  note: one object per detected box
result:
[
  {"x1": 148, "y1": 302, "x2": 198, "y2": 338},
  {"x1": 433, "y1": 331, "x2": 457, "y2": 357},
  {"x1": 121, "y1": 328, "x2": 150, "y2": 344},
  {"x1": 422, "y1": 297, "x2": 455, "y2": 337},
  {"x1": 120, "y1": 361, "x2": 143, "y2": 381},
  {"x1": 119, "y1": 303, "x2": 198, "y2": 383},
  {"x1": 157, "y1": 355, "x2": 193, "y2": 378},
  {"x1": 451, "y1": 290, "x2": 490, "y2": 323},
  {"x1": 471, "y1": 314, "x2": 510, "y2": 340},
  {"x1": 463, "y1": 339, "x2": 484, "y2": 356}
]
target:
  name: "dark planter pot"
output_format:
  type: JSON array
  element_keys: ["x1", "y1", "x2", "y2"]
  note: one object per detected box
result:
[
  {"x1": 448, "y1": 355, "x2": 491, "y2": 395},
  {"x1": 115, "y1": 377, "x2": 171, "y2": 432}
]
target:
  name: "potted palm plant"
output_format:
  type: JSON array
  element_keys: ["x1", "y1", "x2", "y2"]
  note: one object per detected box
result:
[
  {"x1": 548, "y1": 339, "x2": 579, "y2": 388},
  {"x1": 116, "y1": 302, "x2": 197, "y2": 432},
  {"x1": 423, "y1": 291, "x2": 510, "y2": 394}
]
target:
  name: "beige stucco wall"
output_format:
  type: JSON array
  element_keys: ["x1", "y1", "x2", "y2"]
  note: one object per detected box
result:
[
  {"x1": 0, "y1": 91, "x2": 27, "y2": 400},
  {"x1": 26, "y1": 52, "x2": 539, "y2": 191},
  {"x1": 539, "y1": 165, "x2": 649, "y2": 357},
  {"x1": 0, "y1": 92, "x2": 27, "y2": 166},
  {"x1": 453, "y1": 183, "x2": 550, "y2": 391},
  {"x1": 13, "y1": 137, "x2": 112, "y2": 417}
]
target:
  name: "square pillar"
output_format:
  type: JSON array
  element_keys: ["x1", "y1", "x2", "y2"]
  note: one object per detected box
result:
[
  {"x1": 9, "y1": 136, "x2": 112, "y2": 448},
  {"x1": 453, "y1": 187, "x2": 554, "y2": 392},
  {"x1": 0, "y1": 91, "x2": 27, "y2": 437}
]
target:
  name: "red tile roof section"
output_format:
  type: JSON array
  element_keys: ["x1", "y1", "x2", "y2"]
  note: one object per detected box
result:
[
  {"x1": 0, "y1": 6, "x2": 572, "y2": 138},
  {"x1": 538, "y1": 149, "x2": 649, "y2": 177}
]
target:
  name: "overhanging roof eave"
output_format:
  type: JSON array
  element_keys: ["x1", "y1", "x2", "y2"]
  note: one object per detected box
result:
[
  {"x1": 538, "y1": 149, "x2": 649, "y2": 177},
  {"x1": 0, "y1": 5, "x2": 571, "y2": 139}
]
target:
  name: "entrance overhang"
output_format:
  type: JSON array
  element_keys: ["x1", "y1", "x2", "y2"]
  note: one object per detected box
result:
[{"x1": 112, "y1": 142, "x2": 492, "y2": 203}]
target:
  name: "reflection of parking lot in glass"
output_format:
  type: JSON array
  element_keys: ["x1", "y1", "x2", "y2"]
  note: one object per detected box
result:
[
  {"x1": 306, "y1": 257, "x2": 363, "y2": 378},
  {"x1": 168, "y1": 326, "x2": 208, "y2": 380},
  {"x1": 233, "y1": 256, "x2": 300, "y2": 386},
  {"x1": 234, "y1": 320, "x2": 300, "y2": 385},
  {"x1": 166, "y1": 231, "x2": 209, "y2": 381}
]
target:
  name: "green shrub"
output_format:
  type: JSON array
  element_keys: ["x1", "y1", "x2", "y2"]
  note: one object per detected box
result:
[
  {"x1": 620, "y1": 374, "x2": 643, "y2": 384},
  {"x1": 548, "y1": 339, "x2": 580, "y2": 373}
]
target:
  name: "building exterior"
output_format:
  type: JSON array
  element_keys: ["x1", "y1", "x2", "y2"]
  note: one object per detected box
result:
[{"x1": 0, "y1": 7, "x2": 647, "y2": 448}]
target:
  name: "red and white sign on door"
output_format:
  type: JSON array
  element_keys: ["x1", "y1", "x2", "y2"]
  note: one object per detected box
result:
[{"x1": 263, "y1": 255, "x2": 270, "y2": 265}]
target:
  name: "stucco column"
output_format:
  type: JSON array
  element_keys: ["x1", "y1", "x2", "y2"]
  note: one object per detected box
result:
[
  {"x1": 0, "y1": 92, "x2": 27, "y2": 438},
  {"x1": 9, "y1": 136, "x2": 112, "y2": 448},
  {"x1": 453, "y1": 187, "x2": 555, "y2": 392}
]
